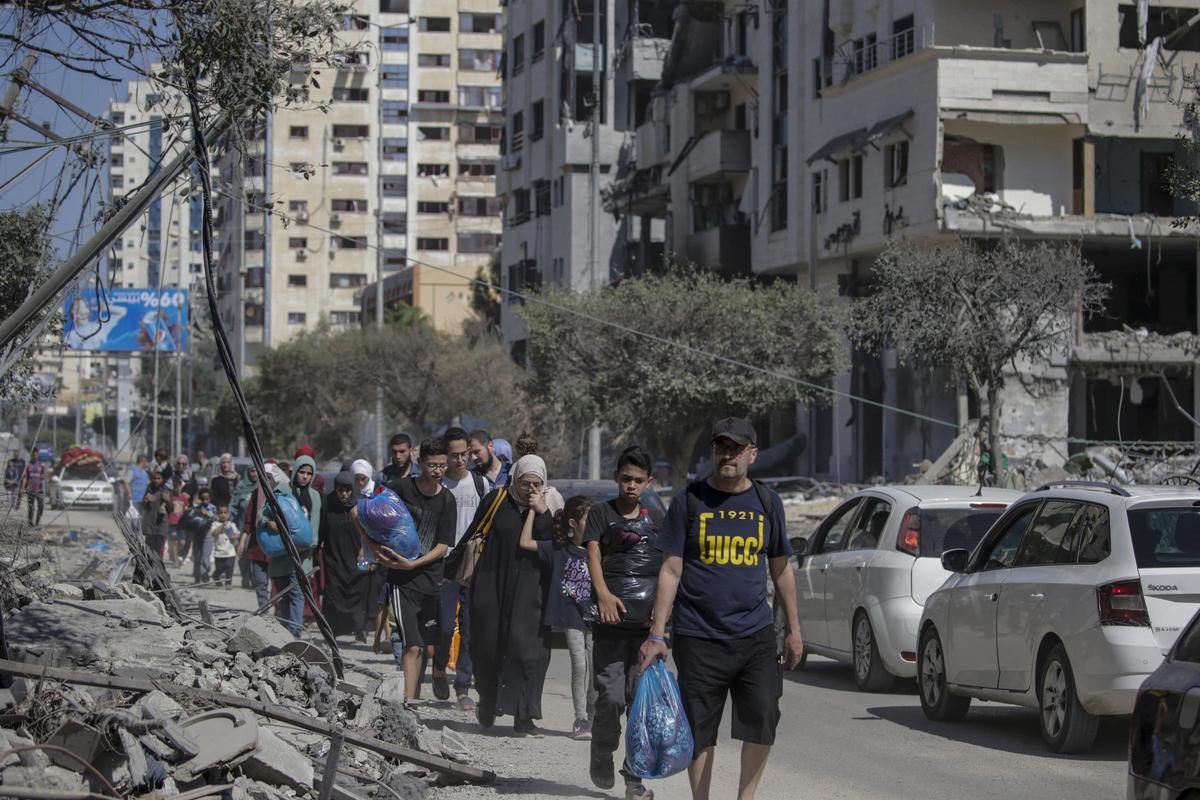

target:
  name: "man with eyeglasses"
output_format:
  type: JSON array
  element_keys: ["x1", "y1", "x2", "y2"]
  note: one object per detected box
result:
[
  {"x1": 432, "y1": 426, "x2": 490, "y2": 710},
  {"x1": 379, "y1": 437, "x2": 458, "y2": 704},
  {"x1": 639, "y1": 417, "x2": 803, "y2": 800}
]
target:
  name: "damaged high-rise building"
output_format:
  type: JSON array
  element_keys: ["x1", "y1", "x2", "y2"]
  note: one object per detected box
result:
[{"x1": 502, "y1": 0, "x2": 1200, "y2": 481}]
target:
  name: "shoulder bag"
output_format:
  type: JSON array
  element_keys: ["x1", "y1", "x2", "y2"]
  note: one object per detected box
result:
[{"x1": 453, "y1": 488, "x2": 507, "y2": 587}]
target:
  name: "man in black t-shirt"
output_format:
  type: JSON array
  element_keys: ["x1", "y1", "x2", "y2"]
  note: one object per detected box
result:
[
  {"x1": 375, "y1": 437, "x2": 457, "y2": 705},
  {"x1": 639, "y1": 417, "x2": 803, "y2": 800}
]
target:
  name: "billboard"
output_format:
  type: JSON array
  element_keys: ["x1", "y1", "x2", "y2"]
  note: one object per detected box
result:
[{"x1": 63, "y1": 286, "x2": 189, "y2": 352}]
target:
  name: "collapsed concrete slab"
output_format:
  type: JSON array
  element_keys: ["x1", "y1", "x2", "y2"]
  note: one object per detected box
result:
[
  {"x1": 226, "y1": 615, "x2": 294, "y2": 658},
  {"x1": 5, "y1": 598, "x2": 185, "y2": 671}
]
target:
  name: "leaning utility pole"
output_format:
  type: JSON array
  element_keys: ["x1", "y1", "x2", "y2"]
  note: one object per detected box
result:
[{"x1": 374, "y1": 49, "x2": 386, "y2": 468}]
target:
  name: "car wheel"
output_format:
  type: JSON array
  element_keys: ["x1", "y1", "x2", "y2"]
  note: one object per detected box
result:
[
  {"x1": 852, "y1": 612, "x2": 894, "y2": 691},
  {"x1": 1038, "y1": 644, "x2": 1098, "y2": 753},
  {"x1": 918, "y1": 626, "x2": 970, "y2": 721}
]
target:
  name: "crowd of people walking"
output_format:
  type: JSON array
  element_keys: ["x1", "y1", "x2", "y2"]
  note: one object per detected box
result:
[{"x1": 4, "y1": 417, "x2": 804, "y2": 800}]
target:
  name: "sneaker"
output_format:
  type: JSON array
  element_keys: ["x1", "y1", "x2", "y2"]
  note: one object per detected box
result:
[
  {"x1": 569, "y1": 719, "x2": 592, "y2": 740},
  {"x1": 512, "y1": 718, "x2": 544, "y2": 738},
  {"x1": 590, "y1": 752, "x2": 615, "y2": 790},
  {"x1": 457, "y1": 694, "x2": 477, "y2": 712},
  {"x1": 432, "y1": 674, "x2": 450, "y2": 701},
  {"x1": 625, "y1": 784, "x2": 654, "y2": 800}
]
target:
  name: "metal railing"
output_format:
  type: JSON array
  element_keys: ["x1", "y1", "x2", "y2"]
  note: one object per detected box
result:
[{"x1": 835, "y1": 21, "x2": 936, "y2": 83}]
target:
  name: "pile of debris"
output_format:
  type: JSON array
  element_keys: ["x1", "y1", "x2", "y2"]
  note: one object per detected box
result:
[{"x1": 0, "y1": 549, "x2": 493, "y2": 800}]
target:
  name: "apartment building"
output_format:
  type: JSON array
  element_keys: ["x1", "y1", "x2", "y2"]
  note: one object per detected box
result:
[
  {"x1": 497, "y1": 0, "x2": 674, "y2": 345},
  {"x1": 606, "y1": 0, "x2": 1200, "y2": 482}
]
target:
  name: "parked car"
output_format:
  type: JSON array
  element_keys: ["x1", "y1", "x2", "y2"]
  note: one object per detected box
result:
[
  {"x1": 1127, "y1": 605, "x2": 1200, "y2": 800},
  {"x1": 918, "y1": 481, "x2": 1200, "y2": 753},
  {"x1": 547, "y1": 479, "x2": 667, "y2": 524},
  {"x1": 783, "y1": 485, "x2": 1019, "y2": 690},
  {"x1": 48, "y1": 461, "x2": 117, "y2": 510}
]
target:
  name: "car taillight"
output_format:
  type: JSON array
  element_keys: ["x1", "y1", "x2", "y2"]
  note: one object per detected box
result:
[
  {"x1": 1097, "y1": 579, "x2": 1150, "y2": 626},
  {"x1": 897, "y1": 509, "x2": 919, "y2": 556}
]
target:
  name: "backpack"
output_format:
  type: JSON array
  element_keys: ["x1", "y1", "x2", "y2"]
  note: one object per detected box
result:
[
  {"x1": 471, "y1": 471, "x2": 486, "y2": 499},
  {"x1": 561, "y1": 553, "x2": 592, "y2": 604},
  {"x1": 684, "y1": 479, "x2": 782, "y2": 546}
]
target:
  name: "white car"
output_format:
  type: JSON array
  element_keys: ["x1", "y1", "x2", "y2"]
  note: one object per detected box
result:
[
  {"x1": 48, "y1": 463, "x2": 116, "y2": 510},
  {"x1": 918, "y1": 481, "x2": 1200, "y2": 753},
  {"x1": 786, "y1": 485, "x2": 1019, "y2": 690}
]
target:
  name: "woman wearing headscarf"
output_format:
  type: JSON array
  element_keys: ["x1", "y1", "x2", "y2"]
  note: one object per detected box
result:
[
  {"x1": 351, "y1": 459, "x2": 379, "y2": 498},
  {"x1": 467, "y1": 454, "x2": 564, "y2": 736},
  {"x1": 261, "y1": 463, "x2": 305, "y2": 637},
  {"x1": 210, "y1": 453, "x2": 240, "y2": 509},
  {"x1": 321, "y1": 471, "x2": 379, "y2": 641},
  {"x1": 232, "y1": 466, "x2": 261, "y2": 591},
  {"x1": 291, "y1": 454, "x2": 324, "y2": 622}
]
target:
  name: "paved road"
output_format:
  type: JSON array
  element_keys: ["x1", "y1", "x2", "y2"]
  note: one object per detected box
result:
[{"x1": 44, "y1": 509, "x2": 1130, "y2": 799}]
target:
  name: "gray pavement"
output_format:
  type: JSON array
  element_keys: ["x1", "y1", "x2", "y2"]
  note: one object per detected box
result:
[{"x1": 42, "y1": 508, "x2": 1129, "y2": 799}]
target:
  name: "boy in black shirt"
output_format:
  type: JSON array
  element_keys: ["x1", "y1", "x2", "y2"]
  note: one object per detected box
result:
[
  {"x1": 584, "y1": 445, "x2": 659, "y2": 800},
  {"x1": 374, "y1": 437, "x2": 457, "y2": 705}
]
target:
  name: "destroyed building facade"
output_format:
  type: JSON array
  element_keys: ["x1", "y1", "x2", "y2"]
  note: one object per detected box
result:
[{"x1": 586, "y1": 0, "x2": 1200, "y2": 481}]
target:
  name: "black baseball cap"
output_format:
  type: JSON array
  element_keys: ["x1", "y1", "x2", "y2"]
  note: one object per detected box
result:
[{"x1": 710, "y1": 417, "x2": 757, "y2": 447}]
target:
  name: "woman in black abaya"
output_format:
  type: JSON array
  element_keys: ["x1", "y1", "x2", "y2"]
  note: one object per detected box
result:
[
  {"x1": 319, "y1": 471, "x2": 379, "y2": 640},
  {"x1": 467, "y1": 454, "x2": 562, "y2": 735}
]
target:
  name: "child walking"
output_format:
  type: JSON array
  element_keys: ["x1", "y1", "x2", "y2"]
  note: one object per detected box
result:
[
  {"x1": 519, "y1": 494, "x2": 596, "y2": 740},
  {"x1": 211, "y1": 506, "x2": 239, "y2": 587}
]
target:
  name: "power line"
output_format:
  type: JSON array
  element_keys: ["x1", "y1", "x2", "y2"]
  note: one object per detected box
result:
[{"x1": 0, "y1": 115, "x2": 183, "y2": 155}]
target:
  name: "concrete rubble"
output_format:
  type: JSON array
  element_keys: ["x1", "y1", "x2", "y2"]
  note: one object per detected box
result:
[{"x1": 0, "y1": 518, "x2": 492, "y2": 800}]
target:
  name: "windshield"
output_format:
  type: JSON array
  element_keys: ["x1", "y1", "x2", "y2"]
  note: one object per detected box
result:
[
  {"x1": 918, "y1": 507, "x2": 1006, "y2": 557},
  {"x1": 1128, "y1": 508, "x2": 1200, "y2": 568},
  {"x1": 61, "y1": 464, "x2": 108, "y2": 481}
]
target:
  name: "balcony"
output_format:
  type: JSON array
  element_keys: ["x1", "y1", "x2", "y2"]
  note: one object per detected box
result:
[
  {"x1": 620, "y1": 35, "x2": 670, "y2": 81},
  {"x1": 691, "y1": 54, "x2": 757, "y2": 93},
  {"x1": 685, "y1": 224, "x2": 750, "y2": 273},
  {"x1": 688, "y1": 129, "x2": 750, "y2": 184}
]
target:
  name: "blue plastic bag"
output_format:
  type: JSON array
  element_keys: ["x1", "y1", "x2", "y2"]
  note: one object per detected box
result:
[
  {"x1": 256, "y1": 493, "x2": 313, "y2": 559},
  {"x1": 626, "y1": 660, "x2": 694, "y2": 779},
  {"x1": 356, "y1": 487, "x2": 420, "y2": 560}
]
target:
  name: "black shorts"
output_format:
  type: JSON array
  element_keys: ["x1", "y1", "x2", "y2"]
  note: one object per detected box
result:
[
  {"x1": 389, "y1": 584, "x2": 441, "y2": 648},
  {"x1": 672, "y1": 625, "x2": 782, "y2": 749}
]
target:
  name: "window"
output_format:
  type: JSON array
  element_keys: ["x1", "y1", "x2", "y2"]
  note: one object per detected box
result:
[
  {"x1": 381, "y1": 211, "x2": 407, "y2": 232},
  {"x1": 289, "y1": 200, "x2": 309, "y2": 215},
  {"x1": 332, "y1": 124, "x2": 369, "y2": 139},
  {"x1": 1016, "y1": 501, "x2": 1082, "y2": 566},
  {"x1": 838, "y1": 156, "x2": 863, "y2": 201},
  {"x1": 418, "y1": 53, "x2": 451, "y2": 67},
  {"x1": 380, "y1": 0, "x2": 408, "y2": 12},
  {"x1": 329, "y1": 310, "x2": 362, "y2": 325},
  {"x1": 1129, "y1": 508, "x2": 1200, "y2": 568},
  {"x1": 459, "y1": 13, "x2": 499, "y2": 33},
  {"x1": 382, "y1": 100, "x2": 408, "y2": 123},
  {"x1": 382, "y1": 138, "x2": 407, "y2": 159},
  {"x1": 813, "y1": 498, "x2": 862, "y2": 554},
  {"x1": 913, "y1": 507, "x2": 1007, "y2": 557},
  {"x1": 511, "y1": 188, "x2": 531, "y2": 224},
  {"x1": 1119, "y1": 6, "x2": 1200, "y2": 51},
  {"x1": 330, "y1": 272, "x2": 367, "y2": 287},
  {"x1": 1076, "y1": 505, "x2": 1111, "y2": 564},
  {"x1": 459, "y1": 123, "x2": 503, "y2": 143},
  {"x1": 384, "y1": 249, "x2": 407, "y2": 269},
  {"x1": 458, "y1": 196, "x2": 502, "y2": 216},
  {"x1": 417, "y1": 200, "x2": 450, "y2": 213},
  {"x1": 812, "y1": 57, "x2": 824, "y2": 99},
  {"x1": 420, "y1": 16, "x2": 451, "y2": 32},
  {"x1": 332, "y1": 161, "x2": 369, "y2": 176},
  {"x1": 381, "y1": 176, "x2": 407, "y2": 197},
  {"x1": 332, "y1": 198, "x2": 368, "y2": 212},
  {"x1": 852, "y1": 34, "x2": 878, "y2": 75},
  {"x1": 111, "y1": 175, "x2": 124, "y2": 188},
  {"x1": 511, "y1": 111, "x2": 525, "y2": 151},
  {"x1": 845, "y1": 498, "x2": 892, "y2": 550},
  {"x1": 506, "y1": 258, "x2": 540, "y2": 302},
  {"x1": 885, "y1": 141, "x2": 909, "y2": 188},
  {"x1": 332, "y1": 87, "x2": 369, "y2": 102},
  {"x1": 381, "y1": 66, "x2": 408, "y2": 87},
  {"x1": 892, "y1": 15, "x2": 915, "y2": 60},
  {"x1": 458, "y1": 87, "x2": 502, "y2": 108},
  {"x1": 417, "y1": 90, "x2": 450, "y2": 104},
  {"x1": 458, "y1": 232, "x2": 500, "y2": 252},
  {"x1": 852, "y1": 154, "x2": 863, "y2": 199},
  {"x1": 417, "y1": 237, "x2": 449, "y2": 251},
  {"x1": 812, "y1": 171, "x2": 825, "y2": 214},
  {"x1": 244, "y1": 231, "x2": 265, "y2": 250},
  {"x1": 287, "y1": 312, "x2": 307, "y2": 325},
  {"x1": 245, "y1": 267, "x2": 265, "y2": 288},
  {"x1": 333, "y1": 236, "x2": 368, "y2": 250},
  {"x1": 460, "y1": 49, "x2": 499, "y2": 71},
  {"x1": 534, "y1": 179, "x2": 550, "y2": 216},
  {"x1": 512, "y1": 34, "x2": 525, "y2": 74},
  {"x1": 418, "y1": 125, "x2": 450, "y2": 141},
  {"x1": 110, "y1": 112, "x2": 125, "y2": 124},
  {"x1": 342, "y1": 14, "x2": 369, "y2": 30},
  {"x1": 288, "y1": 237, "x2": 308, "y2": 249},
  {"x1": 288, "y1": 274, "x2": 307, "y2": 287},
  {"x1": 531, "y1": 100, "x2": 544, "y2": 141},
  {"x1": 979, "y1": 503, "x2": 1039, "y2": 571},
  {"x1": 838, "y1": 159, "x2": 850, "y2": 203},
  {"x1": 417, "y1": 163, "x2": 450, "y2": 177},
  {"x1": 380, "y1": 27, "x2": 409, "y2": 50},
  {"x1": 533, "y1": 21, "x2": 545, "y2": 60},
  {"x1": 340, "y1": 51, "x2": 370, "y2": 67},
  {"x1": 459, "y1": 160, "x2": 498, "y2": 177}
]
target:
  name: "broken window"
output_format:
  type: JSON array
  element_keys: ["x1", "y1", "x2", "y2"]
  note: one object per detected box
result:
[
  {"x1": 1119, "y1": 5, "x2": 1200, "y2": 51},
  {"x1": 943, "y1": 138, "x2": 1001, "y2": 194}
]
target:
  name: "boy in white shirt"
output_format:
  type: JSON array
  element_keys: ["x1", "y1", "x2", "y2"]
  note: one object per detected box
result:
[{"x1": 211, "y1": 506, "x2": 240, "y2": 588}]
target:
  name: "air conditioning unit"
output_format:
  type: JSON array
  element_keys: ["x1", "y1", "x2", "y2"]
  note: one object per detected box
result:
[
  {"x1": 296, "y1": 249, "x2": 308, "y2": 261},
  {"x1": 295, "y1": 211, "x2": 309, "y2": 222},
  {"x1": 330, "y1": 213, "x2": 342, "y2": 224},
  {"x1": 333, "y1": 138, "x2": 345, "y2": 149}
]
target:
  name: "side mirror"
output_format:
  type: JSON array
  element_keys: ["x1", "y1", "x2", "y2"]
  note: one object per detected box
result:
[
  {"x1": 941, "y1": 548, "x2": 969, "y2": 573},
  {"x1": 789, "y1": 537, "x2": 809, "y2": 558}
]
